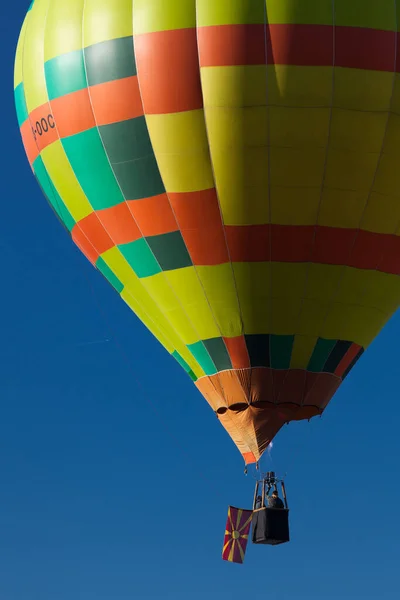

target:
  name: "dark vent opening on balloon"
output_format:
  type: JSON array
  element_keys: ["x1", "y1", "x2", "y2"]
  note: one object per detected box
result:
[{"x1": 229, "y1": 402, "x2": 249, "y2": 413}]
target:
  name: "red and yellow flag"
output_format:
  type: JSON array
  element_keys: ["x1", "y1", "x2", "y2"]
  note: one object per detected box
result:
[{"x1": 222, "y1": 506, "x2": 253, "y2": 564}]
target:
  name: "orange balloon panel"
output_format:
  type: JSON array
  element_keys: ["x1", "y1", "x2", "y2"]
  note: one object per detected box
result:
[{"x1": 14, "y1": 0, "x2": 400, "y2": 463}]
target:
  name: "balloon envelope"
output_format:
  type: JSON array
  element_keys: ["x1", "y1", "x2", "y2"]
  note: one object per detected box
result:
[{"x1": 14, "y1": 0, "x2": 400, "y2": 463}]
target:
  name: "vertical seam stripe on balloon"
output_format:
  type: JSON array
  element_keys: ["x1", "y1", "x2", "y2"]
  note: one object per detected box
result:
[
  {"x1": 280, "y1": 0, "x2": 337, "y2": 410},
  {"x1": 351, "y1": 0, "x2": 399, "y2": 315},
  {"x1": 306, "y1": 0, "x2": 398, "y2": 406}
]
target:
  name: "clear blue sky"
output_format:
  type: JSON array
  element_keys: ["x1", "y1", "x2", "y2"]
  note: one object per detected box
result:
[{"x1": 3, "y1": 3, "x2": 400, "y2": 599}]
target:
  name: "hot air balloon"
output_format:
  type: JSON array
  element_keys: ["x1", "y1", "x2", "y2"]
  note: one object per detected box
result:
[{"x1": 14, "y1": 0, "x2": 400, "y2": 469}]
